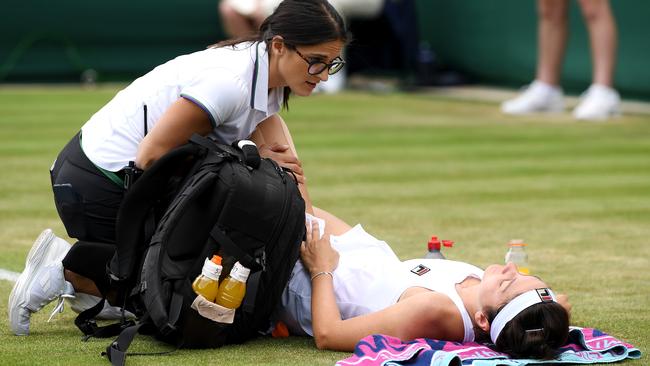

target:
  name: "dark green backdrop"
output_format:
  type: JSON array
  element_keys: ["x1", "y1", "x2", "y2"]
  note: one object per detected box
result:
[
  {"x1": 1, "y1": 1, "x2": 648, "y2": 99},
  {"x1": 0, "y1": 0, "x2": 223, "y2": 82}
]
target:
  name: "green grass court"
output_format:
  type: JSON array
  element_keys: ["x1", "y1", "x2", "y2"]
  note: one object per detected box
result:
[{"x1": 0, "y1": 86, "x2": 648, "y2": 365}]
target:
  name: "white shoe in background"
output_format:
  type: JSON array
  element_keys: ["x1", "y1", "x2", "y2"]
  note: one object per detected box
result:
[
  {"x1": 315, "y1": 71, "x2": 346, "y2": 94},
  {"x1": 501, "y1": 80, "x2": 565, "y2": 115},
  {"x1": 573, "y1": 84, "x2": 621, "y2": 121},
  {"x1": 8, "y1": 229, "x2": 74, "y2": 335}
]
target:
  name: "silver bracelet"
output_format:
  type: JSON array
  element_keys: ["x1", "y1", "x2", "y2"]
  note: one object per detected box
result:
[{"x1": 310, "y1": 271, "x2": 333, "y2": 281}]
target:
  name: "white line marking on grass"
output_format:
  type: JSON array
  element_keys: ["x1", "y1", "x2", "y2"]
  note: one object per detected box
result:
[{"x1": 0, "y1": 268, "x2": 20, "y2": 282}]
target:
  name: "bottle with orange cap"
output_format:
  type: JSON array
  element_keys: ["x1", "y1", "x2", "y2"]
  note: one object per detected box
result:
[
  {"x1": 192, "y1": 255, "x2": 223, "y2": 302},
  {"x1": 505, "y1": 239, "x2": 530, "y2": 274},
  {"x1": 424, "y1": 236, "x2": 454, "y2": 259}
]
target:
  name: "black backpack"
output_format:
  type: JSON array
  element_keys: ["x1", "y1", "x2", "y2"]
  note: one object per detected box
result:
[{"x1": 75, "y1": 134, "x2": 305, "y2": 365}]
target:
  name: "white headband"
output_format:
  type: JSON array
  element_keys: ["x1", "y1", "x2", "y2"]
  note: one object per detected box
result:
[{"x1": 490, "y1": 288, "x2": 557, "y2": 344}]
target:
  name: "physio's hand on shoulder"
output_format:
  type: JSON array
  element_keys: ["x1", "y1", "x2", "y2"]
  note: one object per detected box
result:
[
  {"x1": 259, "y1": 143, "x2": 305, "y2": 184},
  {"x1": 300, "y1": 221, "x2": 338, "y2": 276}
]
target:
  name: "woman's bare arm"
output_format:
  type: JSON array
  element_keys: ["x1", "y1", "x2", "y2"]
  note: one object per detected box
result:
[
  {"x1": 301, "y1": 223, "x2": 464, "y2": 351},
  {"x1": 310, "y1": 283, "x2": 460, "y2": 351},
  {"x1": 136, "y1": 98, "x2": 212, "y2": 170}
]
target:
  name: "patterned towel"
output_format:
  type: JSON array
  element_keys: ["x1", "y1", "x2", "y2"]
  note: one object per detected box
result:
[{"x1": 336, "y1": 327, "x2": 641, "y2": 366}]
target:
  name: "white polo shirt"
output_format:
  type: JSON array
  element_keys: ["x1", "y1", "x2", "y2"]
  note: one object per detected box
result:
[{"x1": 81, "y1": 42, "x2": 282, "y2": 172}]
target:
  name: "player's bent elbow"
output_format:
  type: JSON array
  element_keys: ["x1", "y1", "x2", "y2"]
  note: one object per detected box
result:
[{"x1": 313, "y1": 329, "x2": 332, "y2": 350}]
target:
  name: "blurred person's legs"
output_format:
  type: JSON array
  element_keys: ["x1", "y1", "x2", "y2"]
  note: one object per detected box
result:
[
  {"x1": 218, "y1": 0, "x2": 277, "y2": 38},
  {"x1": 329, "y1": 0, "x2": 383, "y2": 19},
  {"x1": 219, "y1": 1, "x2": 257, "y2": 38},
  {"x1": 316, "y1": 0, "x2": 384, "y2": 94},
  {"x1": 573, "y1": 0, "x2": 620, "y2": 120},
  {"x1": 536, "y1": 0, "x2": 569, "y2": 87},
  {"x1": 502, "y1": 0, "x2": 568, "y2": 115}
]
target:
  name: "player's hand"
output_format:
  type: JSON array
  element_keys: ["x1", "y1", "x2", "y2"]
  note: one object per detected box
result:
[{"x1": 300, "y1": 221, "x2": 338, "y2": 275}]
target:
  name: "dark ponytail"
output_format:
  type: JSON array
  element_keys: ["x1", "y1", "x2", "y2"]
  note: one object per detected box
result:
[
  {"x1": 476, "y1": 302, "x2": 569, "y2": 360},
  {"x1": 212, "y1": 0, "x2": 350, "y2": 110}
]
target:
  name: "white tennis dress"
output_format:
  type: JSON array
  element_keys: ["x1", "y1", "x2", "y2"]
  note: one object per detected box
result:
[{"x1": 278, "y1": 225, "x2": 484, "y2": 342}]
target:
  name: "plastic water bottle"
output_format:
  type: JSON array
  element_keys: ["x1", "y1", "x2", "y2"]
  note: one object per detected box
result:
[
  {"x1": 215, "y1": 262, "x2": 251, "y2": 310},
  {"x1": 505, "y1": 239, "x2": 530, "y2": 274},
  {"x1": 192, "y1": 255, "x2": 223, "y2": 302},
  {"x1": 425, "y1": 236, "x2": 454, "y2": 259},
  {"x1": 425, "y1": 236, "x2": 444, "y2": 259}
]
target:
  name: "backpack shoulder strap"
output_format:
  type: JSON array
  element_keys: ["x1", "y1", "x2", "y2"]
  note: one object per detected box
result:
[
  {"x1": 74, "y1": 298, "x2": 136, "y2": 341},
  {"x1": 209, "y1": 226, "x2": 262, "y2": 272},
  {"x1": 190, "y1": 133, "x2": 261, "y2": 169},
  {"x1": 102, "y1": 314, "x2": 181, "y2": 366}
]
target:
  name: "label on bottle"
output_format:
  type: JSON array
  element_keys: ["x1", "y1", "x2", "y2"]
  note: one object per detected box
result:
[
  {"x1": 202, "y1": 258, "x2": 222, "y2": 280},
  {"x1": 230, "y1": 262, "x2": 251, "y2": 283}
]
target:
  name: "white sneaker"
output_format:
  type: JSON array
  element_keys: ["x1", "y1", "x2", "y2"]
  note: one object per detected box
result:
[
  {"x1": 501, "y1": 80, "x2": 565, "y2": 115},
  {"x1": 573, "y1": 84, "x2": 621, "y2": 120},
  {"x1": 8, "y1": 229, "x2": 74, "y2": 335}
]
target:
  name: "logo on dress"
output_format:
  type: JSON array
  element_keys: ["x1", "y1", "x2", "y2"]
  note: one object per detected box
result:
[{"x1": 410, "y1": 264, "x2": 430, "y2": 276}]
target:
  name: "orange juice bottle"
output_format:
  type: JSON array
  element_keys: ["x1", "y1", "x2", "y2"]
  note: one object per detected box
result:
[
  {"x1": 192, "y1": 255, "x2": 222, "y2": 302},
  {"x1": 215, "y1": 262, "x2": 250, "y2": 309}
]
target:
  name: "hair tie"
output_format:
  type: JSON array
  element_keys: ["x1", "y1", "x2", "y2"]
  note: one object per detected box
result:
[{"x1": 525, "y1": 328, "x2": 544, "y2": 333}]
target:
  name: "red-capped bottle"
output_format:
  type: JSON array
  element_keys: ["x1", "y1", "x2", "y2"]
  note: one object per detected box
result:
[
  {"x1": 425, "y1": 236, "x2": 445, "y2": 259},
  {"x1": 442, "y1": 240, "x2": 454, "y2": 250},
  {"x1": 425, "y1": 236, "x2": 455, "y2": 259}
]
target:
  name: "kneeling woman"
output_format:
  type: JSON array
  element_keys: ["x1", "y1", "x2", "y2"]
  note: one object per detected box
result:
[
  {"x1": 277, "y1": 209, "x2": 572, "y2": 359},
  {"x1": 9, "y1": 0, "x2": 348, "y2": 336}
]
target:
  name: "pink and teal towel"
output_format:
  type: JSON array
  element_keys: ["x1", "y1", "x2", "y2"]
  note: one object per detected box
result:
[{"x1": 336, "y1": 327, "x2": 641, "y2": 366}]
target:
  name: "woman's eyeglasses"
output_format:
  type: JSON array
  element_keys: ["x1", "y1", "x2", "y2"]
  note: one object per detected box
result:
[{"x1": 294, "y1": 49, "x2": 345, "y2": 76}]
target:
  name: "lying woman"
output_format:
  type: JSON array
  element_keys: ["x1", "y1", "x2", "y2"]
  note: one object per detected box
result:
[{"x1": 276, "y1": 208, "x2": 572, "y2": 360}]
